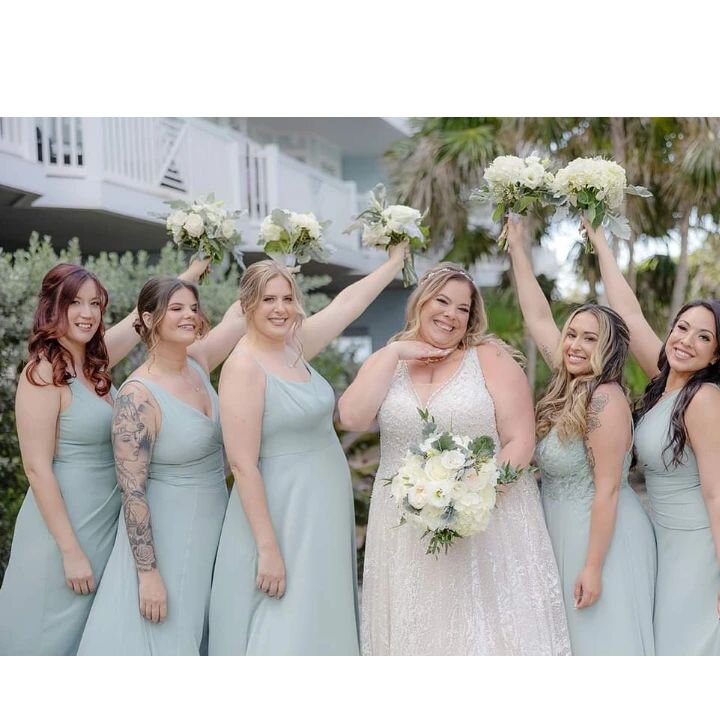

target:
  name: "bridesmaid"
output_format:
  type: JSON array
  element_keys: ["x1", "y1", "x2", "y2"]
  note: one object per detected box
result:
[
  {"x1": 0, "y1": 259, "x2": 206, "y2": 655},
  {"x1": 78, "y1": 277, "x2": 245, "y2": 655},
  {"x1": 506, "y1": 218, "x2": 656, "y2": 655},
  {"x1": 587, "y1": 219, "x2": 720, "y2": 655},
  {"x1": 209, "y1": 247, "x2": 406, "y2": 655}
]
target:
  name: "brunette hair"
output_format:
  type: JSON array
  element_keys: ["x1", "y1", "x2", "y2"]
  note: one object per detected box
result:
[{"x1": 26, "y1": 263, "x2": 111, "y2": 396}]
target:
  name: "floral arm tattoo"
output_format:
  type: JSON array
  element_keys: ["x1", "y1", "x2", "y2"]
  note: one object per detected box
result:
[
  {"x1": 585, "y1": 392, "x2": 609, "y2": 468},
  {"x1": 112, "y1": 387, "x2": 158, "y2": 573}
]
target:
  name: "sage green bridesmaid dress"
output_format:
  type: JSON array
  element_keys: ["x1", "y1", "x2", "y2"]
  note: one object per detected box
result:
[
  {"x1": 78, "y1": 359, "x2": 228, "y2": 655},
  {"x1": 0, "y1": 381, "x2": 120, "y2": 655},
  {"x1": 537, "y1": 425, "x2": 656, "y2": 655},
  {"x1": 635, "y1": 389, "x2": 720, "y2": 655},
  {"x1": 208, "y1": 361, "x2": 360, "y2": 655}
]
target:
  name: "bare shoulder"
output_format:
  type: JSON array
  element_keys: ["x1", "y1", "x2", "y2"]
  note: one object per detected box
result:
[
  {"x1": 219, "y1": 346, "x2": 265, "y2": 397},
  {"x1": 21, "y1": 358, "x2": 55, "y2": 386},
  {"x1": 17, "y1": 359, "x2": 63, "y2": 407},
  {"x1": 686, "y1": 382, "x2": 720, "y2": 420},
  {"x1": 475, "y1": 340, "x2": 525, "y2": 381}
]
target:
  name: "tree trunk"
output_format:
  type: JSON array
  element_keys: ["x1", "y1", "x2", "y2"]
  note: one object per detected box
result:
[
  {"x1": 609, "y1": 117, "x2": 630, "y2": 256},
  {"x1": 521, "y1": 223, "x2": 537, "y2": 394},
  {"x1": 667, "y1": 208, "x2": 691, "y2": 331}
]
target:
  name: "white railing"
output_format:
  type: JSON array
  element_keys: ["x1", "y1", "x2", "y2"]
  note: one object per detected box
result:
[
  {"x1": 1, "y1": 117, "x2": 360, "y2": 248},
  {"x1": 35, "y1": 117, "x2": 85, "y2": 175},
  {"x1": 0, "y1": 117, "x2": 29, "y2": 158}
]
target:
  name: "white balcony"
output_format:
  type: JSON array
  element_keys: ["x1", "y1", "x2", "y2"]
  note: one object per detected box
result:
[{"x1": 0, "y1": 117, "x2": 374, "y2": 271}]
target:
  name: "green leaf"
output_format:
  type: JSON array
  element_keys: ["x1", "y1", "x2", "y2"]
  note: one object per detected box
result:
[
  {"x1": 469, "y1": 435, "x2": 495, "y2": 457},
  {"x1": 625, "y1": 184, "x2": 653, "y2": 198},
  {"x1": 491, "y1": 203, "x2": 505, "y2": 224},
  {"x1": 586, "y1": 203, "x2": 596, "y2": 224},
  {"x1": 432, "y1": 432, "x2": 456, "y2": 452}
]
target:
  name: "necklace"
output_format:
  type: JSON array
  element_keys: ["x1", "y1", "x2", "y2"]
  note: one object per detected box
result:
[{"x1": 181, "y1": 367, "x2": 202, "y2": 393}]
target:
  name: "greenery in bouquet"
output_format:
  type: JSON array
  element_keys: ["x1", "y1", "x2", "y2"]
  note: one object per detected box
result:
[
  {"x1": 160, "y1": 194, "x2": 245, "y2": 282},
  {"x1": 469, "y1": 154, "x2": 556, "y2": 250},
  {"x1": 258, "y1": 209, "x2": 332, "y2": 270},
  {"x1": 345, "y1": 183, "x2": 429, "y2": 287},
  {"x1": 551, "y1": 157, "x2": 652, "y2": 250},
  {"x1": 385, "y1": 408, "x2": 524, "y2": 556}
]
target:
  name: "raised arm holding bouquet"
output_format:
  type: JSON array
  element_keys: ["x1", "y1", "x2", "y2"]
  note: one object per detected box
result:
[
  {"x1": 345, "y1": 183, "x2": 428, "y2": 286},
  {"x1": 551, "y1": 157, "x2": 652, "y2": 251},
  {"x1": 470, "y1": 154, "x2": 556, "y2": 249},
  {"x1": 162, "y1": 194, "x2": 245, "y2": 281}
]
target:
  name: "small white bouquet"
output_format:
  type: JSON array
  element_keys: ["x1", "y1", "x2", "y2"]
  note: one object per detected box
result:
[
  {"x1": 551, "y1": 157, "x2": 652, "y2": 250},
  {"x1": 470, "y1": 154, "x2": 556, "y2": 249},
  {"x1": 258, "y1": 209, "x2": 332, "y2": 270},
  {"x1": 385, "y1": 409, "x2": 524, "y2": 556},
  {"x1": 345, "y1": 183, "x2": 429, "y2": 287},
  {"x1": 160, "y1": 194, "x2": 245, "y2": 282}
]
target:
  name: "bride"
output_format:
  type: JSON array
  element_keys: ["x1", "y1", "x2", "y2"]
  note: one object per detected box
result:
[{"x1": 338, "y1": 262, "x2": 570, "y2": 655}]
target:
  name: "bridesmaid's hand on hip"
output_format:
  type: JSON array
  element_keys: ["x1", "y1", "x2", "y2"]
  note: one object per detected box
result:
[
  {"x1": 62, "y1": 546, "x2": 96, "y2": 595},
  {"x1": 257, "y1": 547, "x2": 286, "y2": 599},
  {"x1": 138, "y1": 569, "x2": 168, "y2": 623}
]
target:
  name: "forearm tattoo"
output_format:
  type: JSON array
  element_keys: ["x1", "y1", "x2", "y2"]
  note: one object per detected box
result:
[
  {"x1": 586, "y1": 392, "x2": 609, "y2": 433},
  {"x1": 113, "y1": 389, "x2": 158, "y2": 572}
]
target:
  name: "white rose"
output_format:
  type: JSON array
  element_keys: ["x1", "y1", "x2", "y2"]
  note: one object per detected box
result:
[
  {"x1": 183, "y1": 213, "x2": 205, "y2": 239},
  {"x1": 166, "y1": 210, "x2": 187, "y2": 231},
  {"x1": 382, "y1": 205, "x2": 422, "y2": 226},
  {"x1": 260, "y1": 216, "x2": 283, "y2": 244},
  {"x1": 419, "y1": 504, "x2": 444, "y2": 531},
  {"x1": 521, "y1": 163, "x2": 545, "y2": 189},
  {"x1": 289, "y1": 212, "x2": 321, "y2": 239},
  {"x1": 424, "y1": 455, "x2": 453, "y2": 483},
  {"x1": 407, "y1": 481, "x2": 430, "y2": 510},
  {"x1": 221, "y1": 218, "x2": 236, "y2": 239},
  {"x1": 426, "y1": 479, "x2": 454, "y2": 509},
  {"x1": 440, "y1": 449, "x2": 466, "y2": 471},
  {"x1": 362, "y1": 223, "x2": 390, "y2": 248}
]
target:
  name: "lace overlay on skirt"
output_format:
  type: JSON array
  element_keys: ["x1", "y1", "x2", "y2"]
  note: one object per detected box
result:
[{"x1": 361, "y1": 349, "x2": 571, "y2": 655}]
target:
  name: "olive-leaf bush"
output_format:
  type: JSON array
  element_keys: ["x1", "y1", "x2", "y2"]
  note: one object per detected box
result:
[{"x1": 0, "y1": 234, "x2": 357, "y2": 579}]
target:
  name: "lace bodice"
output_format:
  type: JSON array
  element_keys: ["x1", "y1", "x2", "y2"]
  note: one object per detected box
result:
[
  {"x1": 537, "y1": 428, "x2": 631, "y2": 504},
  {"x1": 362, "y1": 348, "x2": 570, "y2": 656}
]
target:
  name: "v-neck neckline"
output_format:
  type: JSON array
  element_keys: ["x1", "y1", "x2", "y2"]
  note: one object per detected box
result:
[{"x1": 404, "y1": 349, "x2": 469, "y2": 408}]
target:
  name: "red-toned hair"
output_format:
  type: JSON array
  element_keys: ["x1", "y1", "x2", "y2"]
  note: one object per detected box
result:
[{"x1": 25, "y1": 263, "x2": 112, "y2": 396}]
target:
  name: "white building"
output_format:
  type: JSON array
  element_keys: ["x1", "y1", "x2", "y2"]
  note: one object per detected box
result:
[{"x1": 0, "y1": 117, "x2": 557, "y2": 352}]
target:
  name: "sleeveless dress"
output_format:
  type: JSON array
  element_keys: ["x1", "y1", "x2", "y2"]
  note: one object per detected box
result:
[
  {"x1": 0, "y1": 380, "x2": 120, "y2": 655},
  {"x1": 78, "y1": 359, "x2": 228, "y2": 655},
  {"x1": 361, "y1": 349, "x2": 571, "y2": 655},
  {"x1": 536, "y1": 426, "x2": 656, "y2": 655},
  {"x1": 208, "y1": 360, "x2": 360, "y2": 655},
  {"x1": 635, "y1": 389, "x2": 720, "y2": 655}
]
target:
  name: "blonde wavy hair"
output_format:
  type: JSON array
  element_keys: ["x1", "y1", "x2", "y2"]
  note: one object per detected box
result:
[
  {"x1": 239, "y1": 260, "x2": 306, "y2": 356},
  {"x1": 535, "y1": 304, "x2": 630, "y2": 441},
  {"x1": 390, "y1": 262, "x2": 521, "y2": 361}
]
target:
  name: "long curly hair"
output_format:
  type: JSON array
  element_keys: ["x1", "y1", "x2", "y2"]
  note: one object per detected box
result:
[
  {"x1": 635, "y1": 299, "x2": 720, "y2": 467},
  {"x1": 26, "y1": 263, "x2": 112, "y2": 396},
  {"x1": 390, "y1": 262, "x2": 522, "y2": 361},
  {"x1": 536, "y1": 304, "x2": 630, "y2": 441},
  {"x1": 133, "y1": 277, "x2": 210, "y2": 352}
]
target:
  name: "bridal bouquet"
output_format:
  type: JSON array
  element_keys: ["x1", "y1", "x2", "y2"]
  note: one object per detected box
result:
[
  {"x1": 470, "y1": 154, "x2": 556, "y2": 249},
  {"x1": 385, "y1": 409, "x2": 523, "y2": 556},
  {"x1": 161, "y1": 194, "x2": 245, "y2": 282},
  {"x1": 551, "y1": 157, "x2": 652, "y2": 250},
  {"x1": 345, "y1": 183, "x2": 429, "y2": 287},
  {"x1": 258, "y1": 209, "x2": 332, "y2": 270}
]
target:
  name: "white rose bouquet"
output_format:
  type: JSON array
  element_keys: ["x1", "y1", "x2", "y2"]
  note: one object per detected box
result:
[
  {"x1": 160, "y1": 194, "x2": 245, "y2": 282},
  {"x1": 551, "y1": 157, "x2": 652, "y2": 250},
  {"x1": 258, "y1": 208, "x2": 332, "y2": 270},
  {"x1": 345, "y1": 183, "x2": 429, "y2": 287},
  {"x1": 385, "y1": 409, "x2": 524, "y2": 556},
  {"x1": 470, "y1": 154, "x2": 556, "y2": 250}
]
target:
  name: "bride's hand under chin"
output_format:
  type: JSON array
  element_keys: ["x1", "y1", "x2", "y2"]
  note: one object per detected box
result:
[{"x1": 391, "y1": 341, "x2": 453, "y2": 363}]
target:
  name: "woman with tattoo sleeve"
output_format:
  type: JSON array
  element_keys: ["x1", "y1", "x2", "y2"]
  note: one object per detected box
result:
[
  {"x1": 78, "y1": 277, "x2": 245, "y2": 655},
  {"x1": 0, "y1": 259, "x2": 208, "y2": 655},
  {"x1": 506, "y1": 217, "x2": 656, "y2": 655},
  {"x1": 585, "y1": 219, "x2": 720, "y2": 655}
]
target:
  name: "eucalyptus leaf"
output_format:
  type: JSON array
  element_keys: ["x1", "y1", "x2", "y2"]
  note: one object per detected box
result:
[{"x1": 625, "y1": 184, "x2": 653, "y2": 198}]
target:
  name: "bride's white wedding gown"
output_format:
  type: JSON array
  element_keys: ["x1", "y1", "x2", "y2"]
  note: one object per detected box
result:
[{"x1": 361, "y1": 348, "x2": 571, "y2": 655}]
